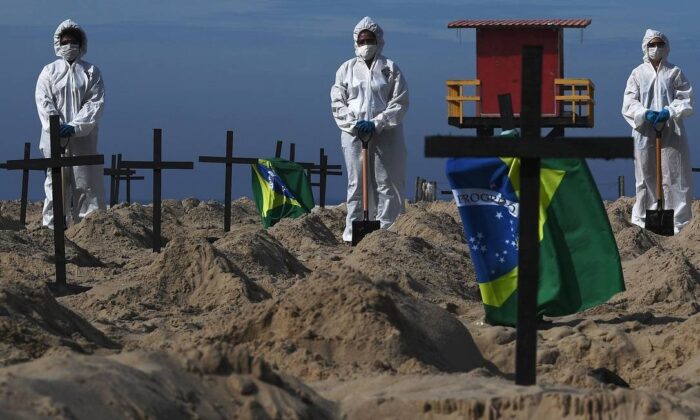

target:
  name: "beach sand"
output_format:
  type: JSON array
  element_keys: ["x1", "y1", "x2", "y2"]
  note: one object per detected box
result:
[{"x1": 0, "y1": 197, "x2": 699, "y2": 418}]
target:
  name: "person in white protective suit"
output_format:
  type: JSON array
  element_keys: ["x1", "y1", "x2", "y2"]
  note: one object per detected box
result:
[
  {"x1": 622, "y1": 29, "x2": 694, "y2": 233},
  {"x1": 330, "y1": 16, "x2": 409, "y2": 242},
  {"x1": 35, "y1": 19, "x2": 106, "y2": 229}
]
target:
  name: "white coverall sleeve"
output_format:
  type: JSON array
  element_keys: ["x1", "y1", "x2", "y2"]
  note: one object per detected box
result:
[
  {"x1": 371, "y1": 64, "x2": 408, "y2": 134},
  {"x1": 667, "y1": 70, "x2": 694, "y2": 120},
  {"x1": 331, "y1": 64, "x2": 357, "y2": 135},
  {"x1": 35, "y1": 66, "x2": 59, "y2": 133},
  {"x1": 622, "y1": 70, "x2": 647, "y2": 130},
  {"x1": 70, "y1": 67, "x2": 105, "y2": 138}
]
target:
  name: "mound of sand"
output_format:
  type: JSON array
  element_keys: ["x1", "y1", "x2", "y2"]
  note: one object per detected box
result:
[
  {"x1": 343, "y1": 230, "x2": 479, "y2": 313},
  {"x1": 267, "y1": 213, "x2": 346, "y2": 270},
  {"x1": 668, "y1": 201, "x2": 700, "y2": 251},
  {"x1": 0, "y1": 200, "x2": 43, "y2": 231},
  {"x1": 0, "y1": 348, "x2": 334, "y2": 419},
  {"x1": 614, "y1": 247, "x2": 700, "y2": 316},
  {"x1": 390, "y1": 206, "x2": 466, "y2": 250},
  {"x1": 216, "y1": 224, "x2": 309, "y2": 280},
  {"x1": 0, "y1": 276, "x2": 119, "y2": 367},
  {"x1": 60, "y1": 236, "x2": 272, "y2": 353},
  {"x1": 0, "y1": 228, "x2": 105, "y2": 268},
  {"x1": 614, "y1": 226, "x2": 661, "y2": 261},
  {"x1": 67, "y1": 208, "x2": 154, "y2": 256},
  {"x1": 309, "y1": 204, "x2": 347, "y2": 243},
  {"x1": 220, "y1": 263, "x2": 487, "y2": 380},
  {"x1": 605, "y1": 197, "x2": 636, "y2": 234},
  {"x1": 269, "y1": 213, "x2": 339, "y2": 251},
  {"x1": 181, "y1": 197, "x2": 260, "y2": 234},
  {"x1": 140, "y1": 236, "x2": 270, "y2": 310}
]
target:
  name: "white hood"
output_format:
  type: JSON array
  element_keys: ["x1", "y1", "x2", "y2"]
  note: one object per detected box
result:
[
  {"x1": 641, "y1": 28, "x2": 669, "y2": 63},
  {"x1": 353, "y1": 16, "x2": 384, "y2": 58},
  {"x1": 53, "y1": 19, "x2": 88, "y2": 59}
]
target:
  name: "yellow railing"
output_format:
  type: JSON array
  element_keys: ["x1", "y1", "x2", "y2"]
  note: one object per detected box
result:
[
  {"x1": 555, "y1": 78, "x2": 595, "y2": 126},
  {"x1": 447, "y1": 79, "x2": 480, "y2": 124}
]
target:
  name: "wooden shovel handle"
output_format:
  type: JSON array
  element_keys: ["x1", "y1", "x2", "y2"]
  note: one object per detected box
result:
[
  {"x1": 655, "y1": 132, "x2": 662, "y2": 208},
  {"x1": 362, "y1": 145, "x2": 369, "y2": 217}
]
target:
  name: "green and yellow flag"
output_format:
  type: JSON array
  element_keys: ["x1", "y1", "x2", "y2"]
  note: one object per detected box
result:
[
  {"x1": 446, "y1": 156, "x2": 625, "y2": 326},
  {"x1": 251, "y1": 158, "x2": 314, "y2": 228}
]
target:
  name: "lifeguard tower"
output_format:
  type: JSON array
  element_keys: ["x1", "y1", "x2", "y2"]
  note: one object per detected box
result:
[{"x1": 446, "y1": 18, "x2": 594, "y2": 135}]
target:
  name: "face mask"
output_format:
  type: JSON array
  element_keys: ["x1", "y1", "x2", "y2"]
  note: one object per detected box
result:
[
  {"x1": 648, "y1": 46, "x2": 663, "y2": 61},
  {"x1": 60, "y1": 43, "x2": 80, "y2": 61},
  {"x1": 357, "y1": 44, "x2": 377, "y2": 60}
]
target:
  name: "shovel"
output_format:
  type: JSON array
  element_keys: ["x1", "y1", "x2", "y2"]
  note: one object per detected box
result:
[
  {"x1": 645, "y1": 124, "x2": 674, "y2": 236},
  {"x1": 351, "y1": 133, "x2": 380, "y2": 246}
]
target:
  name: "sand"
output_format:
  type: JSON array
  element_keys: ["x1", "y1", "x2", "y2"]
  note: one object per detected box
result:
[{"x1": 0, "y1": 197, "x2": 699, "y2": 419}]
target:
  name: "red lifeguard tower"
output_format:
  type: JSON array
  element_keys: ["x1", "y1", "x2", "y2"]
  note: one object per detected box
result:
[{"x1": 446, "y1": 18, "x2": 594, "y2": 134}]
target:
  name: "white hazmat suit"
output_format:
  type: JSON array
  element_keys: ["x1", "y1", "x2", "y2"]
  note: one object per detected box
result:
[
  {"x1": 622, "y1": 29, "x2": 694, "y2": 233},
  {"x1": 35, "y1": 19, "x2": 106, "y2": 228},
  {"x1": 331, "y1": 16, "x2": 409, "y2": 242}
]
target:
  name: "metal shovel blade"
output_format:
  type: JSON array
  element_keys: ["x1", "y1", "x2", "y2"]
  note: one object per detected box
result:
[
  {"x1": 351, "y1": 219, "x2": 381, "y2": 246},
  {"x1": 645, "y1": 208, "x2": 674, "y2": 236}
]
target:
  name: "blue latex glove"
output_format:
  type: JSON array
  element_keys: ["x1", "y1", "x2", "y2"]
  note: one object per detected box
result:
[
  {"x1": 645, "y1": 110, "x2": 659, "y2": 124},
  {"x1": 355, "y1": 120, "x2": 376, "y2": 134},
  {"x1": 59, "y1": 124, "x2": 75, "y2": 137},
  {"x1": 655, "y1": 108, "x2": 670, "y2": 124},
  {"x1": 355, "y1": 120, "x2": 368, "y2": 133}
]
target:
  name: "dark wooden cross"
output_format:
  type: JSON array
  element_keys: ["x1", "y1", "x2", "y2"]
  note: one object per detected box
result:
[
  {"x1": 121, "y1": 129, "x2": 193, "y2": 252},
  {"x1": 425, "y1": 46, "x2": 634, "y2": 386},
  {"x1": 3, "y1": 142, "x2": 45, "y2": 225},
  {"x1": 275, "y1": 140, "x2": 298, "y2": 162},
  {"x1": 116, "y1": 154, "x2": 145, "y2": 204},
  {"x1": 5, "y1": 115, "x2": 103, "y2": 295},
  {"x1": 104, "y1": 154, "x2": 144, "y2": 206},
  {"x1": 273, "y1": 141, "x2": 343, "y2": 208},
  {"x1": 199, "y1": 130, "x2": 262, "y2": 232},
  {"x1": 308, "y1": 148, "x2": 342, "y2": 208}
]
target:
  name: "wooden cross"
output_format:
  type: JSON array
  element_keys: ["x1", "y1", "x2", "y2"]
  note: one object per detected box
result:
[
  {"x1": 5, "y1": 115, "x2": 103, "y2": 295},
  {"x1": 104, "y1": 154, "x2": 144, "y2": 206},
  {"x1": 308, "y1": 148, "x2": 342, "y2": 208},
  {"x1": 3, "y1": 142, "x2": 45, "y2": 225},
  {"x1": 273, "y1": 141, "x2": 342, "y2": 208},
  {"x1": 424, "y1": 46, "x2": 634, "y2": 386},
  {"x1": 116, "y1": 154, "x2": 145, "y2": 204},
  {"x1": 120, "y1": 129, "x2": 193, "y2": 252},
  {"x1": 198, "y1": 130, "x2": 261, "y2": 232},
  {"x1": 275, "y1": 140, "x2": 300, "y2": 162}
]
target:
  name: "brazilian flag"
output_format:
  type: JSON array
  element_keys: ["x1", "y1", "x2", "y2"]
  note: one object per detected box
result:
[
  {"x1": 446, "y1": 156, "x2": 625, "y2": 327},
  {"x1": 251, "y1": 158, "x2": 315, "y2": 228}
]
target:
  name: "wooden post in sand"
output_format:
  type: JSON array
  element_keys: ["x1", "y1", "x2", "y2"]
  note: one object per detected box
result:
[
  {"x1": 309, "y1": 148, "x2": 342, "y2": 208},
  {"x1": 425, "y1": 47, "x2": 634, "y2": 386},
  {"x1": 275, "y1": 140, "x2": 283, "y2": 158},
  {"x1": 2, "y1": 142, "x2": 43, "y2": 225},
  {"x1": 116, "y1": 154, "x2": 145, "y2": 204},
  {"x1": 199, "y1": 130, "x2": 263, "y2": 233},
  {"x1": 5, "y1": 115, "x2": 103, "y2": 295},
  {"x1": 121, "y1": 129, "x2": 194, "y2": 252},
  {"x1": 104, "y1": 154, "x2": 144, "y2": 206}
]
